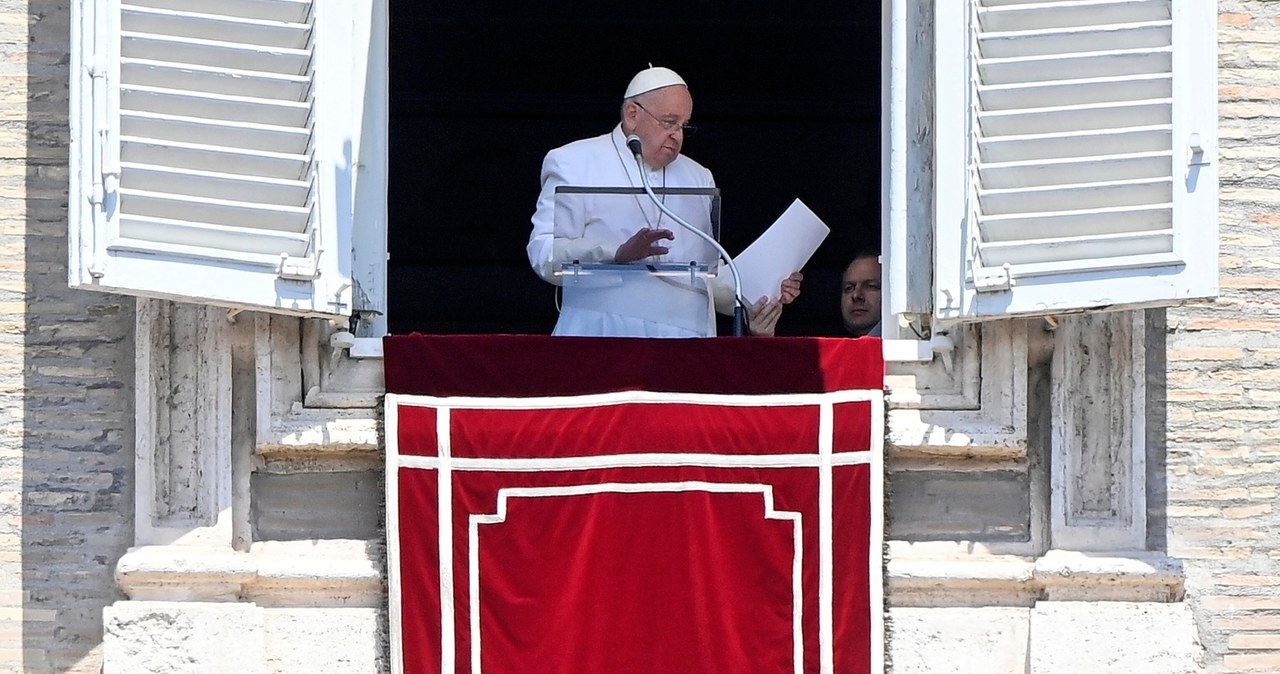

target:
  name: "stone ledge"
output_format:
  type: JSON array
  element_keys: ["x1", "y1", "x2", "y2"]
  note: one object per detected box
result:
[
  {"x1": 117, "y1": 541, "x2": 1183, "y2": 610},
  {"x1": 258, "y1": 410, "x2": 381, "y2": 454},
  {"x1": 1034, "y1": 550, "x2": 1184, "y2": 601},
  {"x1": 888, "y1": 548, "x2": 1185, "y2": 607},
  {"x1": 115, "y1": 546, "x2": 257, "y2": 602},
  {"x1": 116, "y1": 540, "x2": 383, "y2": 607},
  {"x1": 888, "y1": 410, "x2": 1028, "y2": 460}
]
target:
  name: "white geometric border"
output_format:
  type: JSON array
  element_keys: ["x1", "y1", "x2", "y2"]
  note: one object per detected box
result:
[
  {"x1": 469, "y1": 483, "x2": 804, "y2": 674},
  {"x1": 386, "y1": 389, "x2": 885, "y2": 674}
]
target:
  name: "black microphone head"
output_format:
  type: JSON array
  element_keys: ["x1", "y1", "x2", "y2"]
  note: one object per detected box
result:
[{"x1": 625, "y1": 134, "x2": 642, "y2": 157}]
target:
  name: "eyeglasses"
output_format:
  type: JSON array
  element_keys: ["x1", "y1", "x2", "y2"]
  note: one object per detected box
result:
[{"x1": 634, "y1": 102, "x2": 698, "y2": 137}]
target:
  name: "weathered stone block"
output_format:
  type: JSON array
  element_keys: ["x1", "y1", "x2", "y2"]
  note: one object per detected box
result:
[
  {"x1": 889, "y1": 470, "x2": 1030, "y2": 542},
  {"x1": 888, "y1": 606, "x2": 1030, "y2": 674},
  {"x1": 1028, "y1": 602, "x2": 1204, "y2": 673},
  {"x1": 263, "y1": 608, "x2": 386, "y2": 674},
  {"x1": 251, "y1": 471, "x2": 381, "y2": 541},
  {"x1": 103, "y1": 601, "x2": 266, "y2": 674}
]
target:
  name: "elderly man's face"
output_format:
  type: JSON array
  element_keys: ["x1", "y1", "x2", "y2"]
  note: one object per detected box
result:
[
  {"x1": 841, "y1": 256, "x2": 882, "y2": 337},
  {"x1": 625, "y1": 86, "x2": 693, "y2": 169}
]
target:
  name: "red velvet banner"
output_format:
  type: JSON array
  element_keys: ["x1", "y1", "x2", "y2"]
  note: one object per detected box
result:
[{"x1": 385, "y1": 336, "x2": 884, "y2": 674}]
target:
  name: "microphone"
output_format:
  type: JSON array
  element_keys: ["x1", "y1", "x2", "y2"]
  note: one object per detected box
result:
[{"x1": 626, "y1": 136, "x2": 749, "y2": 336}]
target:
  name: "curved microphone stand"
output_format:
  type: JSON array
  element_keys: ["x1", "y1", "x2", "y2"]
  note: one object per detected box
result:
[{"x1": 627, "y1": 136, "x2": 747, "y2": 336}]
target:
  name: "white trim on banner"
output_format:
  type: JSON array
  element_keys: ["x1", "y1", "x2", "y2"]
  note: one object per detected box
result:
[
  {"x1": 818, "y1": 400, "x2": 835, "y2": 673},
  {"x1": 391, "y1": 388, "x2": 881, "y2": 410},
  {"x1": 468, "y1": 482, "x2": 805, "y2": 674},
  {"x1": 869, "y1": 393, "x2": 886, "y2": 674},
  {"x1": 399, "y1": 452, "x2": 873, "y2": 472},
  {"x1": 436, "y1": 405, "x2": 456, "y2": 674},
  {"x1": 384, "y1": 394, "x2": 404, "y2": 674}
]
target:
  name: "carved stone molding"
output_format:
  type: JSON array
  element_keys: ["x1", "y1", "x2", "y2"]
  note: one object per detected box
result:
[
  {"x1": 135, "y1": 299, "x2": 233, "y2": 546},
  {"x1": 887, "y1": 545, "x2": 1184, "y2": 607},
  {"x1": 1051, "y1": 311, "x2": 1147, "y2": 551},
  {"x1": 115, "y1": 540, "x2": 383, "y2": 606},
  {"x1": 254, "y1": 315, "x2": 380, "y2": 455},
  {"x1": 888, "y1": 321, "x2": 1029, "y2": 460}
]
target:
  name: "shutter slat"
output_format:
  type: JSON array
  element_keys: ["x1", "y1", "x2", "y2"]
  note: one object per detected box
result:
[
  {"x1": 978, "y1": 73, "x2": 1171, "y2": 111},
  {"x1": 121, "y1": 137, "x2": 309, "y2": 180},
  {"x1": 122, "y1": 58, "x2": 309, "y2": 100},
  {"x1": 981, "y1": 0, "x2": 1086, "y2": 6},
  {"x1": 978, "y1": 99, "x2": 1170, "y2": 137},
  {"x1": 976, "y1": 252, "x2": 1185, "y2": 281},
  {"x1": 979, "y1": 0, "x2": 1170, "y2": 33},
  {"x1": 122, "y1": 32, "x2": 310, "y2": 74},
  {"x1": 120, "y1": 215, "x2": 311, "y2": 257},
  {"x1": 125, "y1": 0, "x2": 311, "y2": 23},
  {"x1": 977, "y1": 21, "x2": 1171, "y2": 59},
  {"x1": 122, "y1": 5, "x2": 310, "y2": 49},
  {"x1": 106, "y1": 238, "x2": 299, "y2": 269},
  {"x1": 978, "y1": 126, "x2": 1171, "y2": 163},
  {"x1": 978, "y1": 48, "x2": 1171, "y2": 85},
  {"x1": 978, "y1": 151, "x2": 1170, "y2": 189},
  {"x1": 120, "y1": 163, "x2": 310, "y2": 205},
  {"x1": 979, "y1": 204, "x2": 1171, "y2": 242},
  {"x1": 977, "y1": 177, "x2": 1173, "y2": 216},
  {"x1": 120, "y1": 188, "x2": 311, "y2": 231},
  {"x1": 979, "y1": 230, "x2": 1173, "y2": 267},
  {"x1": 122, "y1": 86, "x2": 310, "y2": 126},
  {"x1": 122, "y1": 111, "x2": 311, "y2": 154}
]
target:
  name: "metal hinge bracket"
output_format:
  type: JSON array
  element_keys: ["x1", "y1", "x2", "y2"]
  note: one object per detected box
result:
[
  {"x1": 972, "y1": 263, "x2": 1013, "y2": 293},
  {"x1": 277, "y1": 253, "x2": 320, "y2": 281}
]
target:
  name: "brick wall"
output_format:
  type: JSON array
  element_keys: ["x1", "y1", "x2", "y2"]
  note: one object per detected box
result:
[
  {"x1": 1166, "y1": 3, "x2": 1280, "y2": 672},
  {"x1": 0, "y1": 1, "x2": 135, "y2": 672}
]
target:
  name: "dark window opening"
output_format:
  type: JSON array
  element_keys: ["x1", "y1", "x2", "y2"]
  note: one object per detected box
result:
[{"x1": 388, "y1": 3, "x2": 881, "y2": 336}]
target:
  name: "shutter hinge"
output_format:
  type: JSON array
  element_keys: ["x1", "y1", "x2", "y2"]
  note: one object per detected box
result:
[
  {"x1": 972, "y1": 263, "x2": 1013, "y2": 293},
  {"x1": 277, "y1": 252, "x2": 320, "y2": 281}
]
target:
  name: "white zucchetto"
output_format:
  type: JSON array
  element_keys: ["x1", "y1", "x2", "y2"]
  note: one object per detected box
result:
[{"x1": 623, "y1": 65, "x2": 687, "y2": 99}]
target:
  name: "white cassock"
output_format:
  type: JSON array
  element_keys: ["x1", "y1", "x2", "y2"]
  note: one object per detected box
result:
[{"x1": 527, "y1": 125, "x2": 732, "y2": 337}]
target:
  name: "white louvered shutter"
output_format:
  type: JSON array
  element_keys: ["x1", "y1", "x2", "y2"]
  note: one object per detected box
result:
[
  {"x1": 932, "y1": 0, "x2": 1217, "y2": 323},
  {"x1": 70, "y1": 0, "x2": 370, "y2": 317}
]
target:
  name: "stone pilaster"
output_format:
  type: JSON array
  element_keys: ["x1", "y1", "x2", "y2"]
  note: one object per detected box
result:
[{"x1": 1051, "y1": 310, "x2": 1148, "y2": 551}]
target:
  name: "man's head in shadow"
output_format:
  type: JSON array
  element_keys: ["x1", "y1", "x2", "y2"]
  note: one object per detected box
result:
[{"x1": 841, "y1": 248, "x2": 882, "y2": 337}]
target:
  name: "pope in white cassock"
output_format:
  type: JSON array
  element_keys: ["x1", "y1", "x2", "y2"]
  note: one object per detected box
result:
[{"x1": 526, "y1": 66, "x2": 801, "y2": 338}]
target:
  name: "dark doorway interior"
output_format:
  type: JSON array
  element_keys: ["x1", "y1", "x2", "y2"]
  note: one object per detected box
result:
[{"x1": 389, "y1": 3, "x2": 881, "y2": 336}]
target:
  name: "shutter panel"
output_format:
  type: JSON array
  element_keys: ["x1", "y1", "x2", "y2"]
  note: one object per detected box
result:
[
  {"x1": 933, "y1": 0, "x2": 1217, "y2": 323},
  {"x1": 70, "y1": 0, "x2": 366, "y2": 317}
]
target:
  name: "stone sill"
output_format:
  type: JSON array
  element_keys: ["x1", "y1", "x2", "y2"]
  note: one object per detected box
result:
[
  {"x1": 116, "y1": 540, "x2": 383, "y2": 608},
  {"x1": 888, "y1": 548, "x2": 1185, "y2": 607},
  {"x1": 348, "y1": 336, "x2": 950, "y2": 363},
  {"x1": 117, "y1": 541, "x2": 1182, "y2": 609},
  {"x1": 258, "y1": 410, "x2": 382, "y2": 455}
]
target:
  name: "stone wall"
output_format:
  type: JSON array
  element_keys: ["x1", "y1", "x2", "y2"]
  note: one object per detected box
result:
[
  {"x1": 1165, "y1": 3, "x2": 1280, "y2": 673},
  {"x1": 0, "y1": 1, "x2": 136, "y2": 672}
]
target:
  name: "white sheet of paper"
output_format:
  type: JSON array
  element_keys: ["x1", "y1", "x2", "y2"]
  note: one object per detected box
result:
[{"x1": 732, "y1": 198, "x2": 831, "y2": 302}]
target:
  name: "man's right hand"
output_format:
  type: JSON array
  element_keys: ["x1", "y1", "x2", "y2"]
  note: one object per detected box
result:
[{"x1": 614, "y1": 228, "x2": 674, "y2": 263}]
